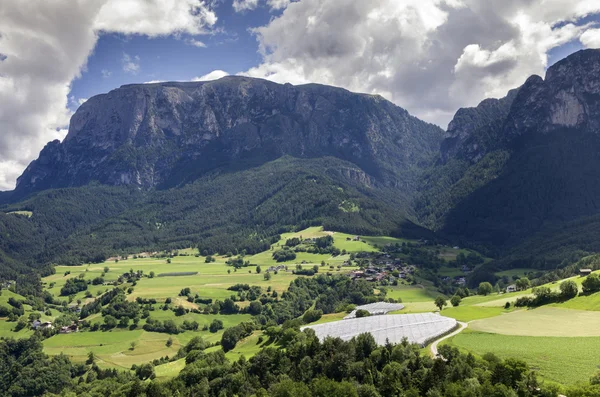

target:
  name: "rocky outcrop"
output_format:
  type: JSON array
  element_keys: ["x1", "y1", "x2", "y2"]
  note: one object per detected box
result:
[
  {"x1": 440, "y1": 88, "x2": 519, "y2": 163},
  {"x1": 15, "y1": 77, "x2": 443, "y2": 197},
  {"x1": 505, "y1": 49, "x2": 600, "y2": 137},
  {"x1": 441, "y1": 49, "x2": 600, "y2": 165}
]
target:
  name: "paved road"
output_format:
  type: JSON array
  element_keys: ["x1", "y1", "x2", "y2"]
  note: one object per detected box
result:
[{"x1": 430, "y1": 321, "x2": 468, "y2": 358}]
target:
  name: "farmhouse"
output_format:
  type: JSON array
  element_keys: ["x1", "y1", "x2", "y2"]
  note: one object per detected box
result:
[
  {"x1": 36, "y1": 321, "x2": 53, "y2": 330},
  {"x1": 580, "y1": 269, "x2": 592, "y2": 277},
  {"x1": 506, "y1": 284, "x2": 517, "y2": 293},
  {"x1": 59, "y1": 324, "x2": 79, "y2": 334}
]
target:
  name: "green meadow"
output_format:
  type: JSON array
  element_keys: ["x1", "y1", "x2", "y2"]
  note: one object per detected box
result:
[
  {"x1": 444, "y1": 330, "x2": 600, "y2": 385},
  {"x1": 1, "y1": 226, "x2": 410, "y2": 375}
]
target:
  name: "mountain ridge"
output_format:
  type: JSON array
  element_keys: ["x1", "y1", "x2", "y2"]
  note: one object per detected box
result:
[{"x1": 14, "y1": 76, "x2": 443, "y2": 199}]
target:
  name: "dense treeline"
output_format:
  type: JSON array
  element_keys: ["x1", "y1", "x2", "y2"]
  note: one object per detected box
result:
[
  {"x1": 3, "y1": 331, "x2": 600, "y2": 396},
  {"x1": 0, "y1": 157, "x2": 430, "y2": 287}
]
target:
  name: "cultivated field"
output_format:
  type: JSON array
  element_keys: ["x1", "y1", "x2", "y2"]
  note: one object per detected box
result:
[{"x1": 445, "y1": 330, "x2": 600, "y2": 385}]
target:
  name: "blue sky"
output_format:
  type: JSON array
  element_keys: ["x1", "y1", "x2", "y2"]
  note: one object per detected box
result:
[
  {"x1": 1, "y1": 0, "x2": 600, "y2": 190},
  {"x1": 70, "y1": 4, "x2": 276, "y2": 109}
]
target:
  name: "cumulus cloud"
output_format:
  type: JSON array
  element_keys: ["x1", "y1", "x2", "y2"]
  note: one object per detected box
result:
[
  {"x1": 193, "y1": 70, "x2": 230, "y2": 81},
  {"x1": 0, "y1": 0, "x2": 217, "y2": 190},
  {"x1": 122, "y1": 53, "x2": 140, "y2": 74},
  {"x1": 581, "y1": 28, "x2": 600, "y2": 48},
  {"x1": 186, "y1": 38, "x2": 207, "y2": 48},
  {"x1": 249, "y1": 0, "x2": 600, "y2": 126},
  {"x1": 266, "y1": 0, "x2": 296, "y2": 10},
  {"x1": 233, "y1": 0, "x2": 259, "y2": 13}
]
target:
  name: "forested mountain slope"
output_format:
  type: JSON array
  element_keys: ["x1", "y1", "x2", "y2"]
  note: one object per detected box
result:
[
  {"x1": 1, "y1": 78, "x2": 442, "y2": 278},
  {"x1": 418, "y1": 49, "x2": 600, "y2": 266}
]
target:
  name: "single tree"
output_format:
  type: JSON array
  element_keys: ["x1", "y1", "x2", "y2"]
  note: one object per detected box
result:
[
  {"x1": 450, "y1": 295, "x2": 461, "y2": 307},
  {"x1": 559, "y1": 280, "x2": 578, "y2": 300},
  {"x1": 434, "y1": 296, "x2": 447, "y2": 311},
  {"x1": 256, "y1": 265, "x2": 262, "y2": 274},
  {"x1": 515, "y1": 277, "x2": 531, "y2": 291},
  {"x1": 478, "y1": 282, "x2": 493, "y2": 296}
]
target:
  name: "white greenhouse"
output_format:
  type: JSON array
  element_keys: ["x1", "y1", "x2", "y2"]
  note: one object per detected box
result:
[
  {"x1": 303, "y1": 313, "x2": 457, "y2": 347},
  {"x1": 344, "y1": 302, "x2": 405, "y2": 319}
]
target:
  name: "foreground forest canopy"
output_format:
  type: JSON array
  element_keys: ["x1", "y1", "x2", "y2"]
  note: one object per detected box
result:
[{"x1": 4, "y1": 329, "x2": 600, "y2": 397}]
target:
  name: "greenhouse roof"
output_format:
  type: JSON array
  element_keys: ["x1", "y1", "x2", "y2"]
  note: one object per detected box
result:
[{"x1": 303, "y1": 313, "x2": 457, "y2": 347}]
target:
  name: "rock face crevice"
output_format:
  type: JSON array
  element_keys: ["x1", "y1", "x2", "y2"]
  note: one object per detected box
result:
[{"x1": 15, "y1": 77, "x2": 443, "y2": 197}]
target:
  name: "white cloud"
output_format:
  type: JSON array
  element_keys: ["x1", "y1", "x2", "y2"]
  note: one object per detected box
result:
[
  {"x1": 95, "y1": 0, "x2": 217, "y2": 36},
  {"x1": 186, "y1": 39, "x2": 207, "y2": 48},
  {"x1": 248, "y1": 0, "x2": 600, "y2": 126},
  {"x1": 0, "y1": 0, "x2": 217, "y2": 190},
  {"x1": 266, "y1": 0, "x2": 295, "y2": 10},
  {"x1": 581, "y1": 28, "x2": 600, "y2": 48},
  {"x1": 233, "y1": 0, "x2": 259, "y2": 13},
  {"x1": 101, "y1": 69, "x2": 112, "y2": 78},
  {"x1": 192, "y1": 70, "x2": 230, "y2": 81},
  {"x1": 122, "y1": 53, "x2": 140, "y2": 74}
]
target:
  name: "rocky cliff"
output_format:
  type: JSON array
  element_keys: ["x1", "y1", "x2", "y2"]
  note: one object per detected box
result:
[
  {"x1": 421, "y1": 49, "x2": 600, "y2": 263},
  {"x1": 15, "y1": 77, "x2": 443, "y2": 197}
]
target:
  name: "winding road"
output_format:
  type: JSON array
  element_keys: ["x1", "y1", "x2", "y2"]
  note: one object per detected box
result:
[{"x1": 430, "y1": 321, "x2": 468, "y2": 358}]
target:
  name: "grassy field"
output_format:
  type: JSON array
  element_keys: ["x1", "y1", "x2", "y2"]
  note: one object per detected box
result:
[
  {"x1": 386, "y1": 284, "x2": 440, "y2": 303},
  {"x1": 224, "y1": 331, "x2": 268, "y2": 362},
  {"x1": 443, "y1": 330, "x2": 600, "y2": 385},
  {"x1": 154, "y1": 358, "x2": 186, "y2": 379},
  {"x1": 551, "y1": 292, "x2": 600, "y2": 311},
  {"x1": 0, "y1": 226, "x2": 377, "y2": 372},
  {"x1": 468, "y1": 307, "x2": 600, "y2": 337},
  {"x1": 441, "y1": 305, "x2": 514, "y2": 322}
]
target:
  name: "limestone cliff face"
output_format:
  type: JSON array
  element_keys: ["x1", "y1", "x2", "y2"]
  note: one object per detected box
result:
[
  {"x1": 505, "y1": 49, "x2": 600, "y2": 136},
  {"x1": 15, "y1": 77, "x2": 442, "y2": 196},
  {"x1": 440, "y1": 49, "x2": 600, "y2": 164}
]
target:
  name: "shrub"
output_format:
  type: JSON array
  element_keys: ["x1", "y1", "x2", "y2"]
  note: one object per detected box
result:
[
  {"x1": 355, "y1": 309, "x2": 370, "y2": 318},
  {"x1": 302, "y1": 309, "x2": 323, "y2": 324},
  {"x1": 559, "y1": 280, "x2": 579, "y2": 300},
  {"x1": 209, "y1": 319, "x2": 224, "y2": 333},
  {"x1": 582, "y1": 274, "x2": 600, "y2": 295}
]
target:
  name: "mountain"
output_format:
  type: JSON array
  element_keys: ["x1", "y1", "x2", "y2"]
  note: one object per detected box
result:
[
  {"x1": 0, "y1": 77, "x2": 442, "y2": 278},
  {"x1": 418, "y1": 49, "x2": 600, "y2": 266},
  {"x1": 15, "y1": 77, "x2": 442, "y2": 196}
]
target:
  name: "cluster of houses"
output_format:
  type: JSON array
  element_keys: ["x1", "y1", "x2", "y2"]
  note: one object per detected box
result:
[
  {"x1": 32, "y1": 320, "x2": 54, "y2": 330},
  {"x1": 266, "y1": 265, "x2": 287, "y2": 273},
  {"x1": 32, "y1": 320, "x2": 79, "y2": 334},
  {"x1": 1, "y1": 280, "x2": 16, "y2": 290},
  {"x1": 350, "y1": 260, "x2": 416, "y2": 283},
  {"x1": 439, "y1": 265, "x2": 473, "y2": 286}
]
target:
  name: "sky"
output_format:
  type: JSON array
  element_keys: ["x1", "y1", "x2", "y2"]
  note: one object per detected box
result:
[{"x1": 1, "y1": 0, "x2": 600, "y2": 191}]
